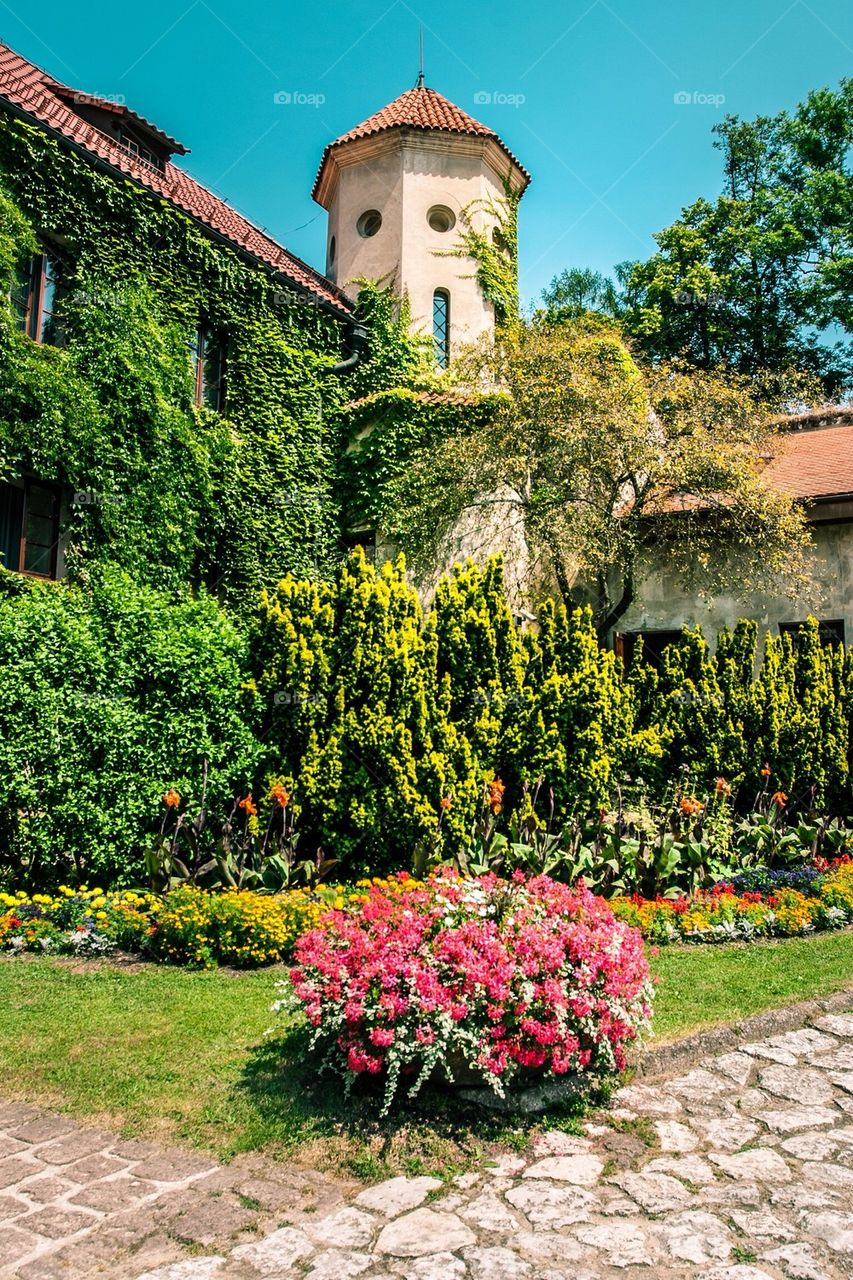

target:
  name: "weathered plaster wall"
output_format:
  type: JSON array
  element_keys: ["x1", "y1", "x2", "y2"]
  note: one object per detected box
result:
[{"x1": 615, "y1": 517, "x2": 853, "y2": 645}]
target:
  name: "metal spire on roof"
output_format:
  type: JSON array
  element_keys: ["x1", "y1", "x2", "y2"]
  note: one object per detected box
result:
[{"x1": 416, "y1": 30, "x2": 424, "y2": 88}]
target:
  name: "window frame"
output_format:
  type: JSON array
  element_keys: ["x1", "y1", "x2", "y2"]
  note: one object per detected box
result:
[
  {"x1": 0, "y1": 477, "x2": 61, "y2": 579},
  {"x1": 615, "y1": 628, "x2": 683, "y2": 670},
  {"x1": 11, "y1": 252, "x2": 63, "y2": 345},
  {"x1": 433, "y1": 288, "x2": 450, "y2": 370},
  {"x1": 191, "y1": 323, "x2": 227, "y2": 412}
]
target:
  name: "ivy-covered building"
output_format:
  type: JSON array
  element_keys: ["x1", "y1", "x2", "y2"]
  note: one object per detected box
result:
[{"x1": 0, "y1": 39, "x2": 369, "y2": 604}]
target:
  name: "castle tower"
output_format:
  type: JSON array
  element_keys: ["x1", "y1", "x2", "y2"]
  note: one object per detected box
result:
[{"x1": 312, "y1": 83, "x2": 529, "y2": 364}]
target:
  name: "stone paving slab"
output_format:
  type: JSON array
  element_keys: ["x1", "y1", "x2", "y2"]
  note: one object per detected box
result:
[
  {"x1": 0, "y1": 1103, "x2": 351, "y2": 1280},
  {"x1": 3, "y1": 995, "x2": 853, "y2": 1279},
  {"x1": 131, "y1": 995, "x2": 853, "y2": 1280}
]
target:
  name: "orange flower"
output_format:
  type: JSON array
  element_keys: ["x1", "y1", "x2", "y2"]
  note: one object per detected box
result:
[
  {"x1": 715, "y1": 777, "x2": 731, "y2": 796},
  {"x1": 162, "y1": 788, "x2": 181, "y2": 809},
  {"x1": 679, "y1": 796, "x2": 703, "y2": 817},
  {"x1": 238, "y1": 794, "x2": 258, "y2": 818},
  {"x1": 771, "y1": 790, "x2": 788, "y2": 808},
  {"x1": 270, "y1": 783, "x2": 290, "y2": 809},
  {"x1": 487, "y1": 778, "x2": 505, "y2": 814},
  {"x1": 760, "y1": 762, "x2": 772, "y2": 778},
  {"x1": 440, "y1": 795, "x2": 453, "y2": 811}
]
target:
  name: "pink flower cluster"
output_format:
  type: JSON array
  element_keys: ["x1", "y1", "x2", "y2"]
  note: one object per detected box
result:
[{"x1": 287, "y1": 870, "x2": 654, "y2": 1109}]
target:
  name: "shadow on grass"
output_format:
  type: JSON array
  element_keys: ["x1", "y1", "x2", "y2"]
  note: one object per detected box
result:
[{"x1": 234, "y1": 1020, "x2": 613, "y2": 1180}]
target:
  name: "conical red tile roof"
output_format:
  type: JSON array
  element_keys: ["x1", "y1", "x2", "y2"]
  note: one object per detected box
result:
[{"x1": 312, "y1": 85, "x2": 529, "y2": 200}]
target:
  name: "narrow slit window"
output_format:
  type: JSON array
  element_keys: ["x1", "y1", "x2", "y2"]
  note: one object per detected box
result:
[
  {"x1": 433, "y1": 289, "x2": 450, "y2": 369},
  {"x1": 191, "y1": 324, "x2": 227, "y2": 411}
]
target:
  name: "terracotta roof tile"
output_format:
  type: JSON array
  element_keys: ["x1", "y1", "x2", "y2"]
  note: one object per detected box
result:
[
  {"x1": 0, "y1": 41, "x2": 352, "y2": 317},
  {"x1": 313, "y1": 85, "x2": 530, "y2": 200},
  {"x1": 764, "y1": 420, "x2": 853, "y2": 500}
]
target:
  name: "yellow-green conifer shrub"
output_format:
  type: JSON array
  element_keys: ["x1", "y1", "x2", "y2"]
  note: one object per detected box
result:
[
  {"x1": 432, "y1": 558, "x2": 527, "y2": 770},
  {"x1": 508, "y1": 601, "x2": 633, "y2": 818},
  {"x1": 753, "y1": 619, "x2": 849, "y2": 808},
  {"x1": 249, "y1": 549, "x2": 482, "y2": 875}
]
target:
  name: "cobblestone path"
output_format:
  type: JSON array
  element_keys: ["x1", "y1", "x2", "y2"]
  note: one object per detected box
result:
[{"x1": 2, "y1": 1008, "x2": 853, "y2": 1280}]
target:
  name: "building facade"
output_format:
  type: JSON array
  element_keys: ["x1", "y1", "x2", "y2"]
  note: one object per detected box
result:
[
  {"x1": 0, "y1": 40, "x2": 361, "y2": 603},
  {"x1": 615, "y1": 410, "x2": 853, "y2": 659}
]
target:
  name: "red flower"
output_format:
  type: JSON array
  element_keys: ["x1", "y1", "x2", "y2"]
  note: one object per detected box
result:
[
  {"x1": 238, "y1": 794, "x2": 257, "y2": 818},
  {"x1": 487, "y1": 779, "x2": 505, "y2": 814},
  {"x1": 771, "y1": 791, "x2": 788, "y2": 808},
  {"x1": 760, "y1": 763, "x2": 772, "y2": 778},
  {"x1": 269, "y1": 783, "x2": 290, "y2": 809},
  {"x1": 440, "y1": 795, "x2": 453, "y2": 811},
  {"x1": 679, "y1": 797, "x2": 703, "y2": 817},
  {"x1": 162, "y1": 788, "x2": 181, "y2": 809}
]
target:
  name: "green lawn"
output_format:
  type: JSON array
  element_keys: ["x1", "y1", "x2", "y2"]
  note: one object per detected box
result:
[
  {"x1": 650, "y1": 929, "x2": 853, "y2": 1040},
  {"x1": 2, "y1": 930, "x2": 852, "y2": 1174}
]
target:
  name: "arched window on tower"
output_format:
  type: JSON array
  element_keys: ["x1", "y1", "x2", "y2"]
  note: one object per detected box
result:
[{"x1": 433, "y1": 289, "x2": 450, "y2": 369}]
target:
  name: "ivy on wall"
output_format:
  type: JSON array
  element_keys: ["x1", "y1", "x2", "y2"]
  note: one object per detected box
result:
[
  {"x1": 443, "y1": 179, "x2": 521, "y2": 330},
  {"x1": 0, "y1": 114, "x2": 371, "y2": 605},
  {"x1": 335, "y1": 387, "x2": 506, "y2": 532}
]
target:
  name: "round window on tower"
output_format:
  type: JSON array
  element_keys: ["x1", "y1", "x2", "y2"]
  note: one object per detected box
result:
[
  {"x1": 329, "y1": 235, "x2": 336, "y2": 263},
  {"x1": 356, "y1": 209, "x2": 382, "y2": 238},
  {"x1": 427, "y1": 205, "x2": 456, "y2": 233}
]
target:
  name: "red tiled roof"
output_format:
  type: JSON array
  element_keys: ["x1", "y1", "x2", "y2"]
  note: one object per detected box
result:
[
  {"x1": 50, "y1": 81, "x2": 189, "y2": 155},
  {"x1": 313, "y1": 85, "x2": 530, "y2": 200},
  {"x1": 0, "y1": 42, "x2": 352, "y2": 318},
  {"x1": 764, "y1": 420, "x2": 853, "y2": 500}
]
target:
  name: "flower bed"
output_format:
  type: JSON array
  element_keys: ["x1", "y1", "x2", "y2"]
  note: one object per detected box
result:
[
  {"x1": 0, "y1": 885, "x2": 330, "y2": 967},
  {"x1": 610, "y1": 859, "x2": 853, "y2": 944},
  {"x1": 279, "y1": 871, "x2": 654, "y2": 1113},
  {"x1": 2, "y1": 858, "x2": 852, "y2": 970}
]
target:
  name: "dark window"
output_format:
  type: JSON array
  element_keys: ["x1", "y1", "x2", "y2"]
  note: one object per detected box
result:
[
  {"x1": 342, "y1": 528, "x2": 376, "y2": 565},
  {"x1": 433, "y1": 289, "x2": 450, "y2": 369},
  {"x1": 0, "y1": 479, "x2": 60, "y2": 578},
  {"x1": 779, "y1": 619, "x2": 845, "y2": 648},
  {"x1": 191, "y1": 325, "x2": 226, "y2": 411},
  {"x1": 10, "y1": 253, "x2": 64, "y2": 345},
  {"x1": 117, "y1": 129, "x2": 165, "y2": 171},
  {"x1": 615, "y1": 629, "x2": 683, "y2": 670}
]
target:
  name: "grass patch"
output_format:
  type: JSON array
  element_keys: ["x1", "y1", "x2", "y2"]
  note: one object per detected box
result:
[
  {"x1": 2, "y1": 930, "x2": 851, "y2": 1172},
  {"x1": 650, "y1": 928, "x2": 853, "y2": 1041},
  {"x1": 0, "y1": 955, "x2": 559, "y2": 1176}
]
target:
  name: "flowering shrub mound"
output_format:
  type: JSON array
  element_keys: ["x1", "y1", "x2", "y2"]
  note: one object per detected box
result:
[
  {"x1": 611, "y1": 858, "x2": 853, "y2": 943},
  {"x1": 281, "y1": 872, "x2": 654, "y2": 1113}
]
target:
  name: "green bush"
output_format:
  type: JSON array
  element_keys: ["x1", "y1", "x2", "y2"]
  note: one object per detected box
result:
[
  {"x1": 0, "y1": 565, "x2": 259, "y2": 887},
  {"x1": 630, "y1": 617, "x2": 852, "y2": 810},
  {"x1": 249, "y1": 551, "x2": 639, "y2": 874}
]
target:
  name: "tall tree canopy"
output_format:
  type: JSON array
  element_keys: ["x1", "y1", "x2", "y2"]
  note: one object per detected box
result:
[
  {"x1": 545, "y1": 80, "x2": 853, "y2": 393},
  {"x1": 381, "y1": 318, "x2": 813, "y2": 634}
]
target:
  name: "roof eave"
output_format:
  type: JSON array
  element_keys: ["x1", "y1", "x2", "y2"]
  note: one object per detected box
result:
[
  {"x1": 312, "y1": 125, "x2": 530, "y2": 207},
  {"x1": 0, "y1": 95, "x2": 354, "y2": 322}
]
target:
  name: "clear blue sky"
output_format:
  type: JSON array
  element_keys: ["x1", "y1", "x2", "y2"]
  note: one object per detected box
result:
[{"x1": 4, "y1": 0, "x2": 853, "y2": 306}]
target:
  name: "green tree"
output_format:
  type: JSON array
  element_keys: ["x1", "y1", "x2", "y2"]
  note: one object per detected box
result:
[
  {"x1": 541, "y1": 267, "x2": 623, "y2": 323},
  {"x1": 380, "y1": 317, "x2": 812, "y2": 636},
  {"x1": 618, "y1": 81, "x2": 853, "y2": 390}
]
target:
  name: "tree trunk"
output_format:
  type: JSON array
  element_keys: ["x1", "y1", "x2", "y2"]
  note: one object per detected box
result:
[{"x1": 595, "y1": 565, "x2": 636, "y2": 640}]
